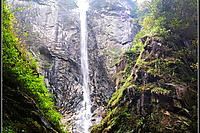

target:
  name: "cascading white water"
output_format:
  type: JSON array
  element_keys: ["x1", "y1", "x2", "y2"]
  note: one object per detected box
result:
[{"x1": 76, "y1": 0, "x2": 92, "y2": 133}]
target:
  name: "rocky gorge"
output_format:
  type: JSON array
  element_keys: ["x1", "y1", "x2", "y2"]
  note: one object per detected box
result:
[
  {"x1": 6, "y1": 0, "x2": 139, "y2": 132},
  {"x1": 3, "y1": 0, "x2": 197, "y2": 132}
]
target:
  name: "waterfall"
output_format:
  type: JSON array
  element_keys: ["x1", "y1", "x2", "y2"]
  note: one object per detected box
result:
[{"x1": 76, "y1": 0, "x2": 92, "y2": 133}]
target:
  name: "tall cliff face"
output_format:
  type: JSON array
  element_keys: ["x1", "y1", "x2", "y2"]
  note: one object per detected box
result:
[
  {"x1": 88, "y1": 0, "x2": 139, "y2": 76},
  {"x1": 91, "y1": 0, "x2": 197, "y2": 131},
  {"x1": 6, "y1": 0, "x2": 139, "y2": 131}
]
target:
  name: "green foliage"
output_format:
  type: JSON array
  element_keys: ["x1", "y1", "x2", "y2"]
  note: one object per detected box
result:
[
  {"x1": 94, "y1": 0, "x2": 197, "y2": 132},
  {"x1": 107, "y1": 82, "x2": 128, "y2": 108},
  {"x1": 127, "y1": 42, "x2": 143, "y2": 55},
  {"x1": 151, "y1": 87, "x2": 170, "y2": 95},
  {"x1": 91, "y1": 105, "x2": 134, "y2": 133},
  {"x1": 2, "y1": 1, "x2": 66, "y2": 132},
  {"x1": 151, "y1": 0, "x2": 197, "y2": 40},
  {"x1": 141, "y1": 15, "x2": 154, "y2": 30},
  {"x1": 3, "y1": 124, "x2": 16, "y2": 133}
]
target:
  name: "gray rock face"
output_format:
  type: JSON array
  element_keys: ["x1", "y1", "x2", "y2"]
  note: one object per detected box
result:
[
  {"x1": 88, "y1": 0, "x2": 139, "y2": 77},
  {"x1": 6, "y1": 0, "x2": 139, "y2": 132}
]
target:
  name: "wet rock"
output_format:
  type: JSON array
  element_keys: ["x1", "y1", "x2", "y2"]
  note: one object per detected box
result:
[{"x1": 91, "y1": 105, "x2": 97, "y2": 113}]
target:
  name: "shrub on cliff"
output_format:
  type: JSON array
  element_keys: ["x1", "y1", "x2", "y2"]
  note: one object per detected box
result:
[
  {"x1": 91, "y1": 0, "x2": 197, "y2": 132},
  {"x1": 2, "y1": 1, "x2": 67, "y2": 132}
]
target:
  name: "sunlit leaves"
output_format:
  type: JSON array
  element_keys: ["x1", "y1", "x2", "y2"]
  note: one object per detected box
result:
[
  {"x1": 151, "y1": 87, "x2": 170, "y2": 95},
  {"x1": 141, "y1": 15, "x2": 154, "y2": 31}
]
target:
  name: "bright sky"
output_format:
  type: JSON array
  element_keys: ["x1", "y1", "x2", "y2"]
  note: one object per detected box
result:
[
  {"x1": 77, "y1": 0, "x2": 89, "y2": 11},
  {"x1": 137, "y1": 0, "x2": 147, "y2": 4}
]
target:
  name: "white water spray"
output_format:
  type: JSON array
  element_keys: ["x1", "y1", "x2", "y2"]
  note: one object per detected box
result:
[{"x1": 76, "y1": 0, "x2": 92, "y2": 133}]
